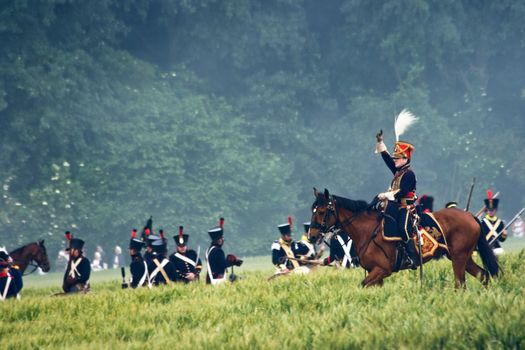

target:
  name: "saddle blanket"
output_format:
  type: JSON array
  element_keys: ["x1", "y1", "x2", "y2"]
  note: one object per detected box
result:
[{"x1": 381, "y1": 207, "x2": 448, "y2": 258}]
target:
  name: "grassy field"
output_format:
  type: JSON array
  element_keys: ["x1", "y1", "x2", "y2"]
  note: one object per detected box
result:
[{"x1": 1, "y1": 248, "x2": 525, "y2": 349}]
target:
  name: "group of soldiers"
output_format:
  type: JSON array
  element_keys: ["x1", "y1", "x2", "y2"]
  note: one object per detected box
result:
[
  {"x1": 0, "y1": 110, "x2": 516, "y2": 299},
  {"x1": 271, "y1": 217, "x2": 358, "y2": 275},
  {"x1": 58, "y1": 217, "x2": 244, "y2": 294},
  {"x1": 0, "y1": 193, "x2": 512, "y2": 300}
]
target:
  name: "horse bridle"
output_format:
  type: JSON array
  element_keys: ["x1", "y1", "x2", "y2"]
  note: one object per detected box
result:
[
  {"x1": 23, "y1": 244, "x2": 48, "y2": 276},
  {"x1": 311, "y1": 196, "x2": 361, "y2": 234},
  {"x1": 311, "y1": 196, "x2": 388, "y2": 260}
]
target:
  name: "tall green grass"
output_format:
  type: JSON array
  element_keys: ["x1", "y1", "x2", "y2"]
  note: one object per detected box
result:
[{"x1": 1, "y1": 253, "x2": 524, "y2": 349}]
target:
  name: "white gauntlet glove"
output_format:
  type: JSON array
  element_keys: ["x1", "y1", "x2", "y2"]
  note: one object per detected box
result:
[
  {"x1": 378, "y1": 191, "x2": 396, "y2": 201},
  {"x1": 375, "y1": 141, "x2": 387, "y2": 153}
]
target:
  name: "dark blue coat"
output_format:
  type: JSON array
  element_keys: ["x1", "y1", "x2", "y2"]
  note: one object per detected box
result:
[
  {"x1": 0, "y1": 270, "x2": 21, "y2": 300},
  {"x1": 169, "y1": 250, "x2": 202, "y2": 283},
  {"x1": 206, "y1": 244, "x2": 234, "y2": 284},
  {"x1": 63, "y1": 256, "x2": 91, "y2": 293},
  {"x1": 129, "y1": 255, "x2": 148, "y2": 288},
  {"x1": 146, "y1": 255, "x2": 176, "y2": 285},
  {"x1": 381, "y1": 152, "x2": 417, "y2": 201}
]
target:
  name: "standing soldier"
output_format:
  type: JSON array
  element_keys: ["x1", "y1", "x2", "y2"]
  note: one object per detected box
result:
[
  {"x1": 480, "y1": 190, "x2": 507, "y2": 255},
  {"x1": 271, "y1": 217, "x2": 302, "y2": 272},
  {"x1": 206, "y1": 218, "x2": 243, "y2": 285},
  {"x1": 128, "y1": 229, "x2": 149, "y2": 288},
  {"x1": 146, "y1": 239, "x2": 176, "y2": 286},
  {"x1": 0, "y1": 248, "x2": 22, "y2": 300},
  {"x1": 169, "y1": 226, "x2": 202, "y2": 283},
  {"x1": 375, "y1": 109, "x2": 419, "y2": 269},
  {"x1": 63, "y1": 232, "x2": 91, "y2": 293}
]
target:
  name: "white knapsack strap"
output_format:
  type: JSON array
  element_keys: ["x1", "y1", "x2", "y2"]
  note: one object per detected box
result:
[
  {"x1": 174, "y1": 253, "x2": 197, "y2": 267},
  {"x1": 280, "y1": 242, "x2": 300, "y2": 269},
  {"x1": 336, "y1": 235, "x2": 353, "y2": 267},
  {"x1": 483, "y1": 218, "x2": 502, "y2": 240},
  {"x1": 137, "y1": 261, "x2": 149, "y2": 287},
  {"x1": 150, "y1": 258, "x2": 171, "y2": 285},
  {"x1": 69, "y1": 258, "x2": 83, "y2": 278},
  {"x1": 1, "y1": 276, "x2": 12, "y2": 301}
]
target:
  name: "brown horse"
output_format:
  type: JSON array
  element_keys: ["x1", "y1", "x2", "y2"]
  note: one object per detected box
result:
[
  {"x1": 308, "y1": 188, "x2": 499, "y2": 288},
  {"x1": 9, "y1": 240, "x2": 51, "y2": 275}
]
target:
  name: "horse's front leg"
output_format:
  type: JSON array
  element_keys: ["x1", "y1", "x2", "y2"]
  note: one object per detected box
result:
[{"x1": 361, "y1": 267, "x2": 390, "y2": 287}]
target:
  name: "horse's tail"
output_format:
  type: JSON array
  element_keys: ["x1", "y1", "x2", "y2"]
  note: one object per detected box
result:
[{"x1": 475, "y1": 216, "x2": 499, "y2": 277}]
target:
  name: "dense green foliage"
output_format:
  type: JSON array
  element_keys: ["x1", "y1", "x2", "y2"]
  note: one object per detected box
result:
[
  {"x1": 1, "y1": 1, "x2": 524, "y2": 257},
  {"x1": 2, "y1": 252, "x2": 525, "y2": 349}
]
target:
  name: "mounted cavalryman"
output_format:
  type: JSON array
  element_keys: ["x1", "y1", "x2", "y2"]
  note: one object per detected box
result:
[
  {"x1": 169, "y1": 226, "x2": 202, "y2": 283},
  {"x1": 63, "y1": 232, "x2": 91, "y2": 293},
  {"x1": 375, "y1": 109, "x2": 419, "y2": 269},
  {"x1": 128, "y1": 229, "x2": 149, "y2": 288},
  {"x1": 206, "y1": 218, "x2": 243, "y2": 285},
  {"x1": 480, "y1": 189, "x2": 507, "y2": 255},
  {"x1": 0, "y1": 247, "x2": 22, "y2": 300}
]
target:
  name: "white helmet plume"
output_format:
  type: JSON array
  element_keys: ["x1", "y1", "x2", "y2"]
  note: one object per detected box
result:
[{"x1": 394, "y1": 109, "x2": 418, "y2": 141}]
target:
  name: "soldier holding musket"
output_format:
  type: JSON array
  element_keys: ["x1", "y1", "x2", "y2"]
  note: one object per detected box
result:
[
  {"x1": 271, "y1": 217, "x2": 302, "y2": 272},
  {"x1": 128, "y1": 229, "x2": 149, "y2": 288},
  {"x1": 206, "y1": 218, "x2": 243, "y2": 285},
  {"x1": 480, "y1": 190, "x2": 507, "y2": 255},
  {"x1": 169, "y1": 226, "x2": 202, "y2": 283}
]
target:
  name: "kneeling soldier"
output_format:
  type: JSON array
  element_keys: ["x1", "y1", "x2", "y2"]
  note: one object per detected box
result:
[
  {"x1": 323, "y1": 229, "x2": 358, "y2": 268},
  {"x1": 63, "y1": 233, "x2": 91, "y2": 293},
  {"x1": 169, "y1": 226, "x2": 202, "y2": 283},
  {"x1": 206, "y1": 218, "x2": 243, "y2": 285},
  {"x1": 147, "y1": 239, "x2": 176, "y2": 286},
  {"x1": 128, "y1": 229, "x2": 149, "y2": 288},
  {"x1": 0, "y1": 248, "x2": 22, "y2": 300},
  {"x1": 271, "y1": 217, "x2": 302, "y2": 272}
]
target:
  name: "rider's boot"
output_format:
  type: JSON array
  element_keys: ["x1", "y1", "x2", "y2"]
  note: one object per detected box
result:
[{"x1": 405, "y1": 239, "x2": 420, "y2": 270}]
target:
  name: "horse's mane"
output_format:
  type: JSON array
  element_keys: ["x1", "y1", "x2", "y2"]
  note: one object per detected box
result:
[
  {"x1": 312, "y1": 193, "x2": 372, "y2": 213},
  {"x1": 10, "y1": 245, "x2": 26, "y2": 255},
  {"x1": 333, "y1": 195, "x2": 370, "y2": 213},
  {"x1": 10, "y1": 242, "x2": 41, "y2": 255}
]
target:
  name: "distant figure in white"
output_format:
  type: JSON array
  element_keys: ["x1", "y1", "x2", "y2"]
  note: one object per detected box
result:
[
  {"x1": 112, "y1": 245, "x2": 124, "y2": 269},
  {"x1": 91, "y1": 251, "x2": 103, "y2": 271}
]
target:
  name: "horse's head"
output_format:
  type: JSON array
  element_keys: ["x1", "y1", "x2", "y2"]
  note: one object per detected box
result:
[
  {"x1": 308, "y1": 188, "x2": 338, "y2": 243},
  {"x1": 32, "y1": 240, "x2": 51, "y2": 272}
]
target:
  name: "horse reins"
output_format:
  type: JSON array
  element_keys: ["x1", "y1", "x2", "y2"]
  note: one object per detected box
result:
[{"x1": 312, "y1": 197, "x2": 390, "y2": 261}]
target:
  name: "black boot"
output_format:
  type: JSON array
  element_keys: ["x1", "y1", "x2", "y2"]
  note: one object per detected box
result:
[{"x1": 405, "y1": 240, "x2": 420, "y2": 270}]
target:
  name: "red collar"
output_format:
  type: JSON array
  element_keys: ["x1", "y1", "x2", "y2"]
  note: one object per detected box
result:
[{"x1": 0, "y1": 271, "x2": 10, "y2": 278}]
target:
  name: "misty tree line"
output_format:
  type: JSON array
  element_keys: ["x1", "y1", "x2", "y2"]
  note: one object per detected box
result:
[{"x1": 0, "y1": 0, "x2": 524, "y2": 259}]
